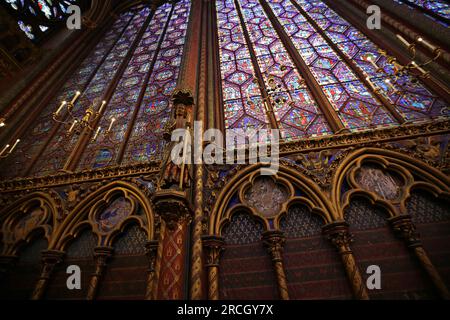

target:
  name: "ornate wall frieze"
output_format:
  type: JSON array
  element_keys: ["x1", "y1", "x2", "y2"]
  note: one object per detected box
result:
[{"x1": 0, "y1": 162, "x2": 160, "y2": 193}]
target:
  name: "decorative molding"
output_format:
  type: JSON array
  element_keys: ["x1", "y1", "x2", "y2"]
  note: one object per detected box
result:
[
  {"x1": 0, "y1": 162, "x2": 160, "y2": 193},
  {"x1": 279, "y1": 120, "x2": 450, "y2": 156}
]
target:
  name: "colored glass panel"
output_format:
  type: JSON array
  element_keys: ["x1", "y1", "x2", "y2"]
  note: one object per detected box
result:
[
  {"x1": 78, "y1": 4, "x2": 172, "y2": 169},
  {"x1": 30, "y1": 8, "x2": 150, "y2": 176},
  {"x1": 0, "y1": 11, "x2": 134, "y2": 179},
  {"x1": 123, "y1": 0, "x2": 191, "y2": 164},
  {"x1": 267, "y1": 0, "x2": 398, "y2": 130},
  {"x1": 294, "y1": 0, "x2": 448, "y2": 121}
]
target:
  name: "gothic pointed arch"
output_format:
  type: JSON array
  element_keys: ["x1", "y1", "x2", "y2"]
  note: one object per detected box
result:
[
  {"x1": 50, "y1": 180, "x2": 156, "y2": 251},
  {"x1": 332, "y1": 147, "x2": 450, "y2": 219}
]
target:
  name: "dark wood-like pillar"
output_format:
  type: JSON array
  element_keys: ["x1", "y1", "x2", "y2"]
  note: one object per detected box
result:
[
  {"x1": 86, "y1": 246, "x2": 113, "y2": 300},
  {"x1": 145, "y1": 240, "x2": 159, "y2": 300},
  {"x1": 389, "y1": 215, "x2": 450, "y2": 299},
  {"x1": 31, "y1": 250, "x2": 64, "y2": 300},
  {"x1": 262, "y1": 231, "x2": 290, "y2": 300},
  {"x1": 323, "y1": 222, "x2": 369, "y2": 300},
  {"x1": 202, "y1": 235, "x2": 225, "y2": 300}
]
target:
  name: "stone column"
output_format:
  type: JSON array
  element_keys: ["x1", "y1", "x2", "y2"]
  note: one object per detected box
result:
[
  {"x1": 31, "y1": 250, "x2": 65, "y2": 300},
  {"x1": 262, "y1": 231, "x2": 290, "y2": 300},
  {"x1": 323, "y1": 222, "x2": 369, "y2": 300},
  {"x1": 389, "y1": 215, "x2": 450, "y2": 299},
  {"x1": 86, "y1": 246, "x2": 113, "y2": 300},
  {"x1": 202, "y1": 235, "x2": 225, "y2": 300}
]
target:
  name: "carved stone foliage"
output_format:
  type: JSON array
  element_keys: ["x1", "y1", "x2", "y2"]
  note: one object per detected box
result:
[
  {"x1": 243, "y1": 177, "x2": 289, "y2": 218},
  {"x1": 152, "y1": 190, "x2": 192, "y2": 230},
  {"x1": 387, "y1": 135, "x2": 449, "y2": 172},
  {"x1": 279, "y1": 120, "x2": 449, "y2": 157},
  {"x1": 0, "y1": 162, "x2": 160, "y2": 193},
  {"x1": 285, "y1": 149, "x2": 350, "y2": 188}
]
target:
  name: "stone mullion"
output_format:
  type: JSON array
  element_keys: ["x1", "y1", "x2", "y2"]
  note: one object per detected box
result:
[
  {"x1": 287, "y1": 0, "x2": 405, "y2": 125},
  {"x1": 22, "y1": 16, "x2": 132, "y2": 176},
  {"x1": 31, "y1": 250, "x2": 65, "y2": 300},
  {"x1": 86, "y1": 246, "x2": 113, "y2": 300},
  {"x1": 202, "y1": 236, "x2": 225, "y2": 300},
  {"x1": 323, "y1": 222, "x2": 369, "y2": 300},
  {"x1": 64, "y1": 10, "x2": 155, "y2": 171},
  {"x1": 262, "y1": 231, "x2": 290, "y2": 300},
  {"x1": 233, "y1": 0, "x2": 281, "y2": 130},
  {"x1": 389, "y1": 214, "x2": 450, "y2": 299},
  {"x1": 208, "y1": 0, "x2": 224, "y2": 131},
  {"x1": 116, "y1": 4, "x2": 175, "y2": 165},
  {"x1": 257, "y1": 0, "x2": 346, "y2": 133}
]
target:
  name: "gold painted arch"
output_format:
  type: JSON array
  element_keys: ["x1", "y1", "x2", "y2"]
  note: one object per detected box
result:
[
  {"x1": 332, "y1": 148, "x2": 450, "y2": 220},
  {"x1": 208, "y1": 163, "x2": 335, "y2": 236},
  {"x1": 0, "y1": 192, "x2": 60, "y2": 255},
  {"x1": 50, "y1": 180, "x2": 155, "y2": 250}
]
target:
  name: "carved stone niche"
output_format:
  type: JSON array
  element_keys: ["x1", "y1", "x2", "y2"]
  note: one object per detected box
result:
[
  {"x1": 349, "y1": 161, "x2": 410, "y2": 202},
  {"x1": 152, "y1": 190, "x2": 193, "y2": 230},
  {"x1": 241, "y1": 176, "x2": 291, "y2": 218}
]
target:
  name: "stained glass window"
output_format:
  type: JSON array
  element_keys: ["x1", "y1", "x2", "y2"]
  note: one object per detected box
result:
[
  {"x1": 266, "y1": 0, "x2": 398, "y2": 131},
  {"x1": 1, "y1": 0, "x2": 82, "y2": 41},
  {"x1": 217, "y1": 0, "x2": 332, "y2": 140},
  {"x1": 123, "y1": 0, "x2": 191, "y2": 164},
  {"x1": 0, "y1": 1, "x2": 192, "y2": 177},
  {"x1": 217, "y1": 0, "x2": 448, "y2": 141},
  {"x1": 294, "y1": 0, "x2": 448, "y2": 121},
  {"x1": 30, "y1": 8, "x2": 149, "y2": 176},
  {"x1": 77, "y1": 3, "x2": 172, "y2": 169},
  {"x1": 0, "y1": 10, "x2": 135, "y2": 178}
]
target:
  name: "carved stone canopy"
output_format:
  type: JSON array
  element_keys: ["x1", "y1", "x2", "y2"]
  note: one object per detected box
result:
[{"x1": 152, "y1": 189, "x2": 193, "y2": 230}]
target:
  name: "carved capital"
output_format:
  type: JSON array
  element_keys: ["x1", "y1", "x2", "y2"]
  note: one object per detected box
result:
[
  {"x1": 93, "y1": 247, "x2": 113, "y2": 273},
  {"x1": 323, "y1": 222, "x2": 354, "y2": 253},
  {"x1": 389, "y1": 215, "x2": 422, "y2": 248},
  {"x1": 31, "y1": 250, "x2": 65, "y2": 300},
  {"x1": 152, "y1": 190, "x2": 193, "y2": 230},
  {"x1": 202, "y1": 236, "x2": 225, "y2": 267},
  {"x1": 41, "y1": 250, "x2": 65, "y2": 274},
  {"x1": 262, "y1": 231, "x2": 286, "y2": 262},
  {"x1": 145, "y1": 240, "x2": 159, "y2": 271}
]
